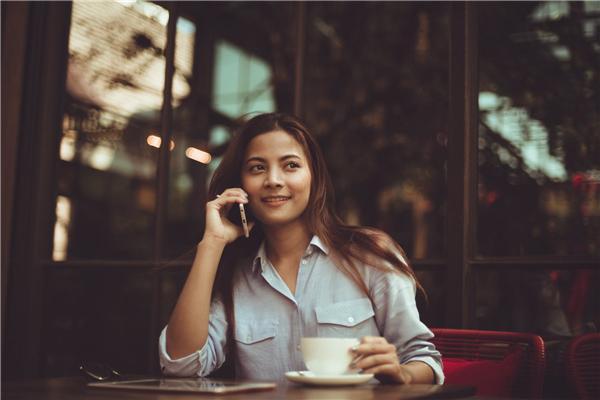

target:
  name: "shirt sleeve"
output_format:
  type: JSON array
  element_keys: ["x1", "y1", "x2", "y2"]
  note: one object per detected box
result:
[
  {"x1": 158, "y1": 298, "x2": 228, "y2": 377},
  {"x1": 369, "y1": 270, "x2": 445, "y2": 384}
]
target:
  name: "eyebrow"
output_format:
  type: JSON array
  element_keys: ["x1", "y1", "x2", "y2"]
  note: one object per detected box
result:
[{"x1": 245, "y1": 154, "x2": 302, "y2": 164}]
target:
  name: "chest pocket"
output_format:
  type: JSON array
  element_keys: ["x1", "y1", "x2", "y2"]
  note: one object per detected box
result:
[
  {"x1": 315, "y1": 298, "x2": 375, "y2": 331},
  {"x1": 233, "y1": 319, "x2": 279, "y2": 372},
  {"x1": 234, "y1": 319, "x2": 278, "y2": 345}
]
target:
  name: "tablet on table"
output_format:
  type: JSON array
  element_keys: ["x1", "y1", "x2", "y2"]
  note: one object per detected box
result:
[{"x1": 88, "y1": 378, "x2": 277, "y2": 394}]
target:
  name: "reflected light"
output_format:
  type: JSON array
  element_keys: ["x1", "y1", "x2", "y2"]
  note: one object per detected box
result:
[
  {"x1": 147, "y1": 134, "x2": 161, "y2": 148},
  {"x1": 87, "y1": 144, "x2": 115, "y2": 171},
  {"x1": 185, "y1": 147, "x2": 212, "y2": 164},
  {"x1": 479, "y1": 92, "x2": 567, "y2": 181},
  {"x1": 146, "y1": 134, "x2": 175, "y2": 150},
  {"x1": 52, "y1": 195, "x2": 72, "y2": 261},
  {"x1": 60, "y1": 130, "x2": 77, "y2": 161}
]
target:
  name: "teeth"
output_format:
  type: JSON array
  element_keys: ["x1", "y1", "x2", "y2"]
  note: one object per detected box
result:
[{"x1": 264, "y1": 197, "x2": 289, "y2": 202}]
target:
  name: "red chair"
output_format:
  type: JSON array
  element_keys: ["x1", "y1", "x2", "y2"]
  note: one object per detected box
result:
[
  {"x1": 432, "y1": 328, "x2": 545, "y2": 398},
  {"x1": 565, "y1": 332, "x2": 600, "y2": 400}
]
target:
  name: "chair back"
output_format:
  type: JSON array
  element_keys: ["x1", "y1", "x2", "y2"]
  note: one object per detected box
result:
[
  {"x1": 565, "y1": 332, "x2": 600, "y2": 400},
  {"x1": 432, "y1": 328, "x2": 545, "y2": 398}
]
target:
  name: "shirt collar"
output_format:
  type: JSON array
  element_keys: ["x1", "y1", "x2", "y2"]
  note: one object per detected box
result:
[{"x1": 251, "y1": 234, "x2": 329, "y2": 274}]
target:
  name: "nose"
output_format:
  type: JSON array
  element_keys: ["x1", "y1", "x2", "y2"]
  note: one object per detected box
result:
[{"x1": 264, "y1": 168, "x2": 284, "y2": 188}]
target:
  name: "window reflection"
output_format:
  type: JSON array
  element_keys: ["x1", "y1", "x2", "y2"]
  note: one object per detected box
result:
[
  {"x1": 477, "y1": 1, "x2": 600, "y2": 257},
  {"x1": 303, "y1": 3, "x2": 449, "y2": 259},
  {"x1": 475, "y1": 269, "x2": 599, "y2": 337},
  {"x1": 164, "y1": 3, "x2": 296, "y2": 258},
  {"x1": 213, "y1": 40, "x2": 276, "y2": 117},
  {"x1": 53, "y1": 0, "x2": 172, "y2": 260}
]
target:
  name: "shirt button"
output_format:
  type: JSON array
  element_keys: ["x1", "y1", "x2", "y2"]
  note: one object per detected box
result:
[
  {"x1": 296, "y1": 345, "x2": 301, "y2": 351},
  {"x1": 348, "y1": 316, "x2": 355, "y2": 323},
  {"x1": 301, "y1": 259, "x2": 308, "y2": 265}
]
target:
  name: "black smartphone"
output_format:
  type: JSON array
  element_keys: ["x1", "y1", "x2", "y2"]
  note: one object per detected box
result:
[
  {"x1": 238, "y1": 203, "x2": 250, "y2": 238},
  {"x1": 228, "y1": 202, "x2": 253, "y2": 238}
]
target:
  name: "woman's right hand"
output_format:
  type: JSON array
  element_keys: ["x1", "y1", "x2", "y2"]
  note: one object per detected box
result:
[{"x1": 203, "y1": 188, "x2": 253, "y2": 244}]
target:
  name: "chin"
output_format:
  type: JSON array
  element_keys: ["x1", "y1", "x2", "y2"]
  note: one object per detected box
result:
[{"x1": 257, "y1": 213, "x2": 306, "y2": 228}]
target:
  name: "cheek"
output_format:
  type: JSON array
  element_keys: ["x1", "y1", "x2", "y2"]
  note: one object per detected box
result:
[
  {"x1": 241, "y1": 175, "x2": 260, "y2": 193},
  {"x1": 289, "y1": 171, "x2": 312, "y2": 197}
]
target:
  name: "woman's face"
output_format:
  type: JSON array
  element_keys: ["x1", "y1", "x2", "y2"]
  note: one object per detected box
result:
[{"x1": 241, "y1": 130, "x2": 312, "y2": 228}]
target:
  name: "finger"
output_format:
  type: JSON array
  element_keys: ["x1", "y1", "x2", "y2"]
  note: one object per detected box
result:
[
  {"x1": 209, "y1": 192, "x2": 248, "y2": 209},
  {"x1": 350, "y1": 354, "x2": 365, "y2": 367},
  {"x1": 352, "y1": 342, "x2": 396, "y2": 355},
  {"x1": 218, "y1": 188, "x2": 248, "y2": 199},
  {"x1": 360, "y1": 336, "x2": 387, "y2": 344},
  {"x1": 353, "y1": 353, "x2": 397, "y2": 370}
]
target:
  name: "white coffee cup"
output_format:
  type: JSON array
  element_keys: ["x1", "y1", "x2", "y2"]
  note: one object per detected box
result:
[{"x1": 300, "y1": 337, "x2": 359, "y2": 375}]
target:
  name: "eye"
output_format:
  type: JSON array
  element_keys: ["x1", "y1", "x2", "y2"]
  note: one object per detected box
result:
[
  {"x1": 285, "y1": 161, "x2": 301, "y2": 170},
  {"x1": 248, "y1": 164, "x2": 265, "y2": 173}
]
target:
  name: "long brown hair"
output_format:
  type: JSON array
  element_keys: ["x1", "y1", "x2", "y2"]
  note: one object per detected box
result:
[{"x1": 208, "y1": 113, "x2": 422, "y2": 374}]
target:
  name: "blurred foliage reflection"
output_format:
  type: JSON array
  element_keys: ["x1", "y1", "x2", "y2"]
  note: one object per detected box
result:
[
  {"x1": 477, "y1": 1, "x2": 600, "y2": 256},
  {"x1": 303, "y1": 2, "x2": 450, "y2": 259}
]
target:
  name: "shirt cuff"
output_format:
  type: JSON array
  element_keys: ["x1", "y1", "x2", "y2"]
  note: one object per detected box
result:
[
  {"x1": 158, "y1": 326, "x2": 208, "y2": 376},
  {"x1": 405, "y1": 356, "x2": 445, "y2": 384}
]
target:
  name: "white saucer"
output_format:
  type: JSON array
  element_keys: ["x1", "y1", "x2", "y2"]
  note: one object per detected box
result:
[{"x1": 285, "y1": 371, "x2": 374, "y2": 386}]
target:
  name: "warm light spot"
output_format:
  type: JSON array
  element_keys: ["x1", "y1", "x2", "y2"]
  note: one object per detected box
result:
[
  {"x1": 185, "y1": 147, "x2": 212, "y2": 164},
  {"x1": 60, "y1": 130, "x2": 77, "y2": 161},
  {"x1": 52, "y1": 195, "x2": 72, "y2": 261},
  {"x1": 147, "y1": 134, "x2": 161, "y2": 148},
  {"x1": 146, "y1": 135, "x2": 175, "y2": 150},
  {"x1": 87, "y1": 144, "x2": 115, "y2": 171}
]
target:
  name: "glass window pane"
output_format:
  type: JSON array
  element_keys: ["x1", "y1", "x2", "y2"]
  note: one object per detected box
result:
[
  {"x1": 477, "y1": 2, "x2": 600, "y2": 256},
  {"x1": 213, "y1": 40, "x2": 276, "y2": 117},
  {"x1": 474, "y1": 269, "x2": 599, "y2": 337},
  {"x1": 415, "y1": 270, "x2": 446, "y2": 326},
  {"x1": 164, "y1": 3, "x2": 297, "y2": 258},
  {"x1": 303, "y1": 3, "x2": 449, "y2": 259},
  {"x1": 53, "y1": 0, "x2": 170, "y2": 260},
  {"x1": 43, "y1": 269, "x2": 154, "y2": 376}
]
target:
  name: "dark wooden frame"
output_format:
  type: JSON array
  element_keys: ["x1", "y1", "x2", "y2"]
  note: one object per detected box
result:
[{"x1": 4, "y1": 1, "x2": 72, "y2": 379}]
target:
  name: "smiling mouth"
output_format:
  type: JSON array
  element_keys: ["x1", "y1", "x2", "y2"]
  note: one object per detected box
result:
[{"x1": 262, "y1": 196, "x2": 291, "y2": 203}]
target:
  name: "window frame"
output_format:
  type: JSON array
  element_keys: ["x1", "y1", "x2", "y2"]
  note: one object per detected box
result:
[{"x1": 5, "y1": 1, "x2": 599, "y2": 379}]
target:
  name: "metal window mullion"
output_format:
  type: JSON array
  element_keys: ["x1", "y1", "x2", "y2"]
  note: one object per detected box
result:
[
  {"x1": 464, "y1": 3, "x2": 479, "y2": 329},
  {"x1": 155, "y1": 8, "x2": 177, "y2": 260},
  {"x1": 446, "y1": 2, "x2": 478, "y2": 329},
  {"x1": 150, "y1": 6, "x2": 177, "y2": 374}
]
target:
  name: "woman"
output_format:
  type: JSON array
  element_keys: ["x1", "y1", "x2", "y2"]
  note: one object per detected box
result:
[{"x1": 159, "y1": 113, "x2": 444, "y2": 384}]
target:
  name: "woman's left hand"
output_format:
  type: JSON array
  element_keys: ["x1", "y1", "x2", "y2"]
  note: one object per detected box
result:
[{"x1": 350, "y1": 336, "x2": 413, "y2": 384}]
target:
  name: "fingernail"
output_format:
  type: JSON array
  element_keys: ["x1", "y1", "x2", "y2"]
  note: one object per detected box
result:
[{"x1": 351, "y1": 345, "x2": 358, "y2": 352}]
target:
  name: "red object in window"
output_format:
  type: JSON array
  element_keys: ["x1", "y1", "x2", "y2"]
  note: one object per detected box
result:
[
  {"x1": 565, "y1": 333, "x2": 600, "y2": 400},
  {"x1": 572, "y1": 173, "x2": 584, "y2": 189},
  {"x1": 485, "y1": 191, "x2": 498, "y2": 205},
  {"x1": 432, "y1": 328, "x2": 546, "y2": 398}
]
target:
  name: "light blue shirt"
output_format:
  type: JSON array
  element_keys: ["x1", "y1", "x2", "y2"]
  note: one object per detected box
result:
[{"x1": 159, "y1": 236, "x2": 444, "y2": 383}]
